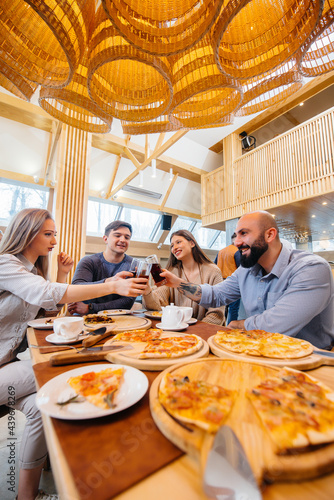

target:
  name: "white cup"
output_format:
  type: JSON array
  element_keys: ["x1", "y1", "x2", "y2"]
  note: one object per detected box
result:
[
  {"x1": 177, "y1": 306, "x2": 193, "y2": 323},
  {"x1": 161, "y1": 304, "x2": 183, "y2": 328},
  {"x1": 53, "y1": 316, "x2": 84, "y2": 340}
]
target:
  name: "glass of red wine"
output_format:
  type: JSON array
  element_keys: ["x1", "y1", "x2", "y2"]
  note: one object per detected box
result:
[{"x1": 145, "y1": 254, "x2": 167, "y2": 287}]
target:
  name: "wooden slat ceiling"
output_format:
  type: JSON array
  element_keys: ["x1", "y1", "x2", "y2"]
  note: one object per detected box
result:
[{"x1": 267, "y1": 193, "x2": 334, "y2": 242}]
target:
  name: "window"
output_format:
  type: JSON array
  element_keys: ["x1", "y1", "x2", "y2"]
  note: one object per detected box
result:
[
  {"x1": 164, "y1": 218, "x2": 225, "y2": 250},
  {"x1": 0, "y1": 178, "x2": 49, "y2": 225},
  {"x1": 312, "y1": 239, "x2": 334, "y2": 252},
  {"x1": 86, "y1": 199, "x2": 119, "y2": 236},
  {"x1": 86, "y1": 198, "x2": 161, "y2": 241}
]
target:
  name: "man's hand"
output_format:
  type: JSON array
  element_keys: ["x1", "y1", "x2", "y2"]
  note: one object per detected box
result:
[
  {"x1": 227, "y1": 320, "x2": 245, "y2": 329},
  {"x1": 67, "y1": 302, "x2": 89, "y2": 315},
  {"x1": 160, "y1": 269, "x2": 182, "y2": 288}
]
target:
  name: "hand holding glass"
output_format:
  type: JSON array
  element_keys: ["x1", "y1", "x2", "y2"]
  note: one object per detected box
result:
[{"x1": 145, "y1": 254, "x2": 167, "y2": 287}]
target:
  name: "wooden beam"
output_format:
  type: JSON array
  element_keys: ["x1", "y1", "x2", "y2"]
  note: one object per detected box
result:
[
  {"x1": 44, "y1": 122, "x2": 62, "y2": 184},
  {"x1": 160, "y1": 173, "x2": 178, "y2": 209},
  {"x1": 0, "y1": 91, "x2": 55, "y2": 133},
  {"x1": 109, "y1": 130, "x2": 190, "y2": 196},
  {"x1": 154, "y1": 133, "x2": 165, "y2": 152},
  {"x1": 106, "y1": 154, "x2": 122, "y2": 198},
  {"x1": 123, "y1": 147, "x2": 141, "y2": 169}
]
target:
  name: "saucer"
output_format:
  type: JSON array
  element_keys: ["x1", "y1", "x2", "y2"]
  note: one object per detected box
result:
[
  {"x1": 186, "y1": 318, "x2": 197, "y2": 324},
  {"x1": 46, "y1": 333, "x2": 88, "y2": 344},
  {"x1": 156, "y1": 322, "x2": 188, "y2": 331}
]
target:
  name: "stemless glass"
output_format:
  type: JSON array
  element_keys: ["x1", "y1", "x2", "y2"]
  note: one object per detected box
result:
[
  {"x1": 136, "y1": 260, "x2": 152, "y2": 279},
  {"x1": 128, "y1": 258, "x2": 140, "y2": 278},
  {"x1": 145, "y1": 254, "x2": 167, "y2": 287}
]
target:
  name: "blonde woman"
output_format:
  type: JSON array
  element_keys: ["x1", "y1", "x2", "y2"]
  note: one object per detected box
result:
[
  {"x1": 143, "y1": 229, "x2": 225, "y2": 324},
  {"x1": 0, "y1": 208, "x2": 148, "y2": 500}
]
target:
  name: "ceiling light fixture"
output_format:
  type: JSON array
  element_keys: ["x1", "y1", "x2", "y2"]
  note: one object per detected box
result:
[
  {"x1": 169, "y1": 168, "x2": 173, "y2": 181},
  {"x1": 151, "y1": 159, "x2": 157, "y2": 178},
  {"x1": 139, "y1": 171, "x2": 144, "y2": 188}
]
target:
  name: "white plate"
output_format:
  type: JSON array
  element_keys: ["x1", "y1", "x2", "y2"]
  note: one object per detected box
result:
[
  {"x1": 36, "y1": 364, "x2": 149, "y2": 420},
  {"x1": 45, "y1": 333, "x2": 89, "y2": 344},
  {"x1": 144, "y1": 311, "x2": 162, "y2": 319},
  {"x1": 186, "y1": 318, "x2": 197, "y2": 325},
  {"x1": 97, "y1": 309, "x2": 130, "y2": 316},
  {"x1": 27, "y1": 318, "x2": 56, "y2": 330},
  {"x1": 156, "y1": 322, "x2": 188, "y2": 331}
]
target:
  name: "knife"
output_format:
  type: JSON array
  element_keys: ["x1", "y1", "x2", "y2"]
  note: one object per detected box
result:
[
  {"x1": 49, "y1": 344, "x2": 133, "y2": 366},
  {"x1": 82, "y1": 326, "x2": 116, "y2": 347},
  {"x1": 203, "y1": 425, "x2": 262, "y2": 500},
  {"x1": 313, "y1": 349, "x2": 334, "y2": 358}
]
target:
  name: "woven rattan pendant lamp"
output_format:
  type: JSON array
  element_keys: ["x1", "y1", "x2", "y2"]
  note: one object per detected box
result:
[
  {"x1": 297, "y1": 0, "x2": 334, "y2": 76},
  {"x1": 101, "y1": 0, "x2": 224, "y2": 56},
  {"x1": 213, "y1": 0, "x2": 323, "y2": 80},
  {"x1": 121, "y1": 114, "x2": 180, "y2": 134},
  {"x1": 0, "y1": 59, "x2": 38, "y2": 101},
  {"x1": 235, "y1": 60, "x2": 303, "y2": 116},
  {"x1": 168, "y1": 35, "x2": 242, "y2": 129},
  {"x1": 0, "y1": 0, "x2": 94, "y2": 88},
  {"x1": 39, "y1": 48, "x2": 113, "y2": 133},
  {"x1": 88, "y1": 7, "x2": 173, "y2": 122}
]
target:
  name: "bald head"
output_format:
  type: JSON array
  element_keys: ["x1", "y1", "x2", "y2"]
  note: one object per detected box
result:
[{"x1": 239, "y1": 211, "x2": 279, "y2": 239}]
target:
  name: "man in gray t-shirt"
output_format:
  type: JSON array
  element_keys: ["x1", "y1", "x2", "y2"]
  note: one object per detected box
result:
[{"x1": 68, "y1": 220, "x2": 136, "y2": 315}]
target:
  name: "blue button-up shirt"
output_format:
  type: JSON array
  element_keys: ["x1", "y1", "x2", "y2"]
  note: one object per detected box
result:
[{"x1": 200, "y1": 245, "x2": 334, "y2": 349}]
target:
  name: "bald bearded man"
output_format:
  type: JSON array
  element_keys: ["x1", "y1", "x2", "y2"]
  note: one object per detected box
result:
[{"x1": 159, "y1": 211, "x2": 334, "y2": 349}]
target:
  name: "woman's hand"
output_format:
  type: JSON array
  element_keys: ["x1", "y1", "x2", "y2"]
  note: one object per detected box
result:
[
  {"x1": 105, "y1": 271, "x2": 133, "y2": 281},
  {"x1": 111, "y1": 277, "x2": 149, "y2": 297},
  {"x1": 57, "y1": 252, "x2": 74, "y2": 282},
  {"x1": 159, "y1": 269, "x2": 182, "y2": 288}
]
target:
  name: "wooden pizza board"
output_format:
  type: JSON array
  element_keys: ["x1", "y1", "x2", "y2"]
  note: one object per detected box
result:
[
  {"x1": 207, "y1": 335, "x2": 334, "y2": 370},
  {"x1": 103, "y1": 334, "x2": 209, "y2": 371},
  {"x1": 85, "y1": 315, "x2": 152, "y2": 333},
  {"x1": 150, "y1": 358, "x2": 334, "y2": 485}
]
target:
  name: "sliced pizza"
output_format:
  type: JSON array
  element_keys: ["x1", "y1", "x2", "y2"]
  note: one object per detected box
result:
[
  {"x1": 67, "y1": 367, "x2": 124, "y2": 410},
  {"x1": 214, "y1": 329, "x2": 313, "y2": 359},
  {"x1": 138, "y1": 334, "x2": 202, "y2": 359},
  {"x1": 159, "y1": 373, "x2": 237, "y2": 432},
  {"x1": 247, "y1": 367, "x2": 334, "y2": 451},
  {"x1": 112, "y1": 328, "x2": 162, "y2": 343}
]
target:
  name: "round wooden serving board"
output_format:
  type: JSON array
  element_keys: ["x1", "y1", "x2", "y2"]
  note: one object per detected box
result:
[
  {"x1": 85, "y1": 315, "x2": 152, "y2": 333},
  {"x1": 207, "y1": 335, "x2": 334, "y2": 370},
  {"x1": 150, "y1": 358, "x2": 334, "y2": 485},
  {"x1": 104, "y1": 334, "x2": 209, "y2": 371}
]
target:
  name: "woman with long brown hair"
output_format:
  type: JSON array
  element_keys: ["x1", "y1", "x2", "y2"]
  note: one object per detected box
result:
[
  {"x1": 143, "y1": 229, "x2": 224, "y2": 324},
  {"x1": 0, "y1": 208, "x2": 148, "y2": 500}
]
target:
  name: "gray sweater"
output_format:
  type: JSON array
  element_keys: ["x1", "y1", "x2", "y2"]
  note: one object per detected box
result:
[{"x1": 71, "y1": 253, "x2": 135, "y2": 313}]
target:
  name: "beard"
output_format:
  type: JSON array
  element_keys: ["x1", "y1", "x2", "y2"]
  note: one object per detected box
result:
[{"x1": 239, "y1": 234, "x2": 268, "y2": 268}]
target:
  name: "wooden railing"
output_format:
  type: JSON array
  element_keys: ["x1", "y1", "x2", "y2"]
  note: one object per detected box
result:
[{"x1": 201, "y1": 106, "x2": 334, "y2": 226}]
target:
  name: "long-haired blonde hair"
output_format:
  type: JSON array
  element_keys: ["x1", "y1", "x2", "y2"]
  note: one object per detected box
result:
[
  {"x1": 0, "y1": 208, "x2": 53, "y2": 278},
  {"x1": 166, "y1": 229, "x2": 212, "y2": 270}
]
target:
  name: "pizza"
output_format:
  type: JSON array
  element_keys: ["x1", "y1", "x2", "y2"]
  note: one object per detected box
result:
[
  {"x1": 139, "y1": 334, "x2": 202, "y2": 359},
  {"x1": 83, "y1": 314, "x2": 115, "y2": 325},
  {"x1": 111, "y1": 329, "x2": 202, "y2": 359},
  {"x1": 159, "y1": 373, "x2": 236, "y2": 432},
  {"x1": 67, "y1": 367, "x2": 124, "y2": 410},
  {"x1": 147, "y1": 311, "x2": 162, "y2": 317},
  {"x1": 214, "y1": 329, "x2": 314, "y2": 359},
  {"x1": 247, "y1": 367, "x2": 334, "y2": 451},
  {"x1": 112, "y1": 329, "x2": 162, "y2": 342}
]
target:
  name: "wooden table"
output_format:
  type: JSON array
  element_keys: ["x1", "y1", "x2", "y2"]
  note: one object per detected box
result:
[{"x1": 27, "y1": 322, "x2": 334, "y2": 500}]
